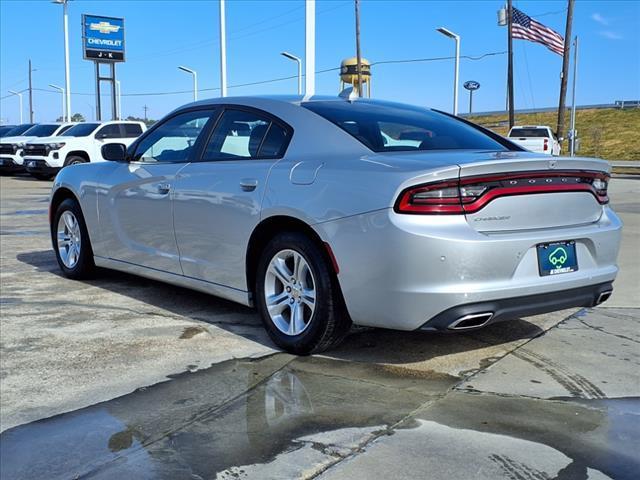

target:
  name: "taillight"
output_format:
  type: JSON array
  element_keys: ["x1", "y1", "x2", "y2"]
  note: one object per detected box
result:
[
  {"x1": 395, "y1": 181, "x2": 464, "y2": 214},
  {"x1": 543, "y1": 138, "x2": 549, "y2": 151},
  {"x1": 394, "y1": 171, "x2": 610, "y2": 215}
]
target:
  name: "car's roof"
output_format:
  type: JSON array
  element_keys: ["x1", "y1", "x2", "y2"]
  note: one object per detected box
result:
[{"x1": 182, "y1": 95, "x2": 422, "y2": 110}]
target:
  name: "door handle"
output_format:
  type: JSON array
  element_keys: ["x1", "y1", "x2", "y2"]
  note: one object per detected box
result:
[
  {"x1": 156, "y1": 183, "x2": 171, "y2": 195},
  {"x1": 239, "y1": 178, "x2": 258, "y2": 192}
]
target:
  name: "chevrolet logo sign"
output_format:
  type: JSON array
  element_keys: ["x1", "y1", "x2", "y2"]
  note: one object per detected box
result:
[{"x1": 89, "y1": 21, "x2": 120, "y2": 34}]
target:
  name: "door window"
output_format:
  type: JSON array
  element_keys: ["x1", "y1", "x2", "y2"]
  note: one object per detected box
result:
[
  {"x1": 203, "y1": 109, "x2": 290, "y2": 161},
  {"x1": 133, "y1": 110, "x2": 214, "y2": 163},
  {"x1": 96, "y1": 124, "x2": 122, "y2": 139},
  {"x1": 123, "y1": 123, "x2": 144, "y2": 137}
]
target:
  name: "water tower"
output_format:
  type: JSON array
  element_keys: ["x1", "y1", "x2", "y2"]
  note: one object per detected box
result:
[{"x1": 340, "y1": 57, "x2": 371, "y2": 97}]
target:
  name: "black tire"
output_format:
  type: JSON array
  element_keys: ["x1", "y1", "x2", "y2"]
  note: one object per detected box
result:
[
  {"x1": 51, "y1": 198, "x2": 95, "y2": 279},
  {"x1": 30, "y1": 172, "x2": 54, "y2": 181},
  {"x1": 255, "y1": 232, "x2": 351, "y2": 355},
  {"x1": 64, "y1": 155, "x2": 87, "y2": 167}
]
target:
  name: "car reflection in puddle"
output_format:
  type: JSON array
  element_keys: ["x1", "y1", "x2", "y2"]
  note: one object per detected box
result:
[{"x1": 0, "y1": 354, "x2": 454, "y2": 480}]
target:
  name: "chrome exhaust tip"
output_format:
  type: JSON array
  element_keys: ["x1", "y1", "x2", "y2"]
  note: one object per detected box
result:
[
  {"x1": 448, "y1": 312, "x2": 494, "y2": 330},
  {"x1": 596, "y1": 290, "x2": 613, "y2": 305}
]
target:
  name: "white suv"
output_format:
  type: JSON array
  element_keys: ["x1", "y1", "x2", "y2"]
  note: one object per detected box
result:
[
  {"x1": 0, "y1": 123, "x2": 76, "y2": 174},
  {"x1": 23, "y1": 120, "x2": 146, "y2": 180}
]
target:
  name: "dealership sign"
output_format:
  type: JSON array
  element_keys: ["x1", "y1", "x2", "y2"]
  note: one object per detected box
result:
[
  {"x1": 463, "y1": 80, "x2": 480, "y2": 91},
  {"x1": 82, "y1": 14, "x2": 125, "y2": 62}
]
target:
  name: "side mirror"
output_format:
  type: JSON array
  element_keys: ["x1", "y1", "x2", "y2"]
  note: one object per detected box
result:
[{"x1": 102, "y1": 143, "x2": 127, "y2": 162}]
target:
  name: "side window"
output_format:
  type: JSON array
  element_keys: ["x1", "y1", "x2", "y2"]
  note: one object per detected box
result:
[
  {"x1": 123, "y1": 123, "x2": 143, "y2": 138},
  {"x1": 57, "y1": 124, "x2": 75, "y2": 135},
  {"x1": 133, "y1": 110, "x2": 213, "y2": 163},
  {"x1": 203, "y1": 109, "x2": 290, "y2": 160},
  {"x1": 260, "y1": 123, "x2": 289, "y2": 157},
  {"x1": 95, "y1": 124, "x2": 122, "y2": 139}
]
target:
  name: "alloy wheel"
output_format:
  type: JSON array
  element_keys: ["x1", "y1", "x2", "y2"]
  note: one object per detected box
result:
[
  {"x1": 264, "y1": 249, "x2": 316, "y2": 336},
  {"x1": 57, "y1": 211, "x2": 82, "y2": 268}
]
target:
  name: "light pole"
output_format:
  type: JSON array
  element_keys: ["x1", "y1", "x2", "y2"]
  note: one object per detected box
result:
[
  {"x1": 49, "y1": 84, "x2": 66, "y2": 121},
  {"x1": 116, "y1": 80, "x2": 122, "y2": 120},
  {"x1": 305, "y1": 0, "x2": 315, "y2": 97},
  {"x1": 219, "y1": 0, "x2": 227, "y2": 97},
  {"x1": 178, "y1": 66, "x2": 198, "y2": 101},
  {"x1": 437, "y1": 27, "x2": 460, "y2": 116},
  {"x1": 53, "y1": 0, "x2": 71, "y2": 122},
  {"x1": 281, "y1": 52, "x2": 302, "y2": 95},
  {"x1": 8, "y1": 91, "x2": 23, "y2": 124}
]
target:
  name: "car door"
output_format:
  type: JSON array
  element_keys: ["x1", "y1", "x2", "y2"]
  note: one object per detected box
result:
[
  {"x1": 98, "y1": 108, "x2": 217, "y2": 274},
  {"x1": 173, "y1": 107, "x2": 292, "y2": 290}
]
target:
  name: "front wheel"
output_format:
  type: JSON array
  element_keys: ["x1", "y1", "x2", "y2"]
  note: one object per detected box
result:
[
  {"x1": 51, "y1": 198, "x2": 95, "y2": 279},
  {"x1": 256, "y1": 232, "x2": 351, "y2": 355}
]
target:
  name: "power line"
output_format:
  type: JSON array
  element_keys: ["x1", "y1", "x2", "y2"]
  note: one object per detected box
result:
[{"x1": 4, "y1": 51, "x2": 506, "y2": 101}]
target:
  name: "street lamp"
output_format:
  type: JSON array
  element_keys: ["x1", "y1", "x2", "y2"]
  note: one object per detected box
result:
[
  {"x1": 437, "y1": 26, "x2": 460, "y2": 116},
  {"x1": 49, "y1": 84, "x2": 66, "y2": 121},
  {"x1": 52, "y1": 0, "x2": 71, "y2": 122},
  {"x1": 8, "y1": 90, "x2": 23, "y2": 124},
  {"x1": 178, "y1": 66, "x2": 198, "y2": 101},
  {"x1": 281, "y1": 52, "x2": 303, "y2": 95},
  {"x1": 116, "y1": 80, "x2": 122, "y2": 120}
]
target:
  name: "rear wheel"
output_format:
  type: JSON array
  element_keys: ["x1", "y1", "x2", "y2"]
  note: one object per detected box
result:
[
  {"x1": 256, "y1": 232, "x2": 351, "y2": 355},
  {"x1": 51, "y1": 198, "x2": 95, "y2": 279}
]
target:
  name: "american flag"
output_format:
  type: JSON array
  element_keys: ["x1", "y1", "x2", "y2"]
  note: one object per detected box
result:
[{"x1": 511, "y1": 7, "x2": 565, "y2": 56}]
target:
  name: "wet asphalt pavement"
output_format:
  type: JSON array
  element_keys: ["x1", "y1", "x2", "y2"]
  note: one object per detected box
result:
[{"x1": 0, "y1": 175, "x2": 639, "y2": 479}]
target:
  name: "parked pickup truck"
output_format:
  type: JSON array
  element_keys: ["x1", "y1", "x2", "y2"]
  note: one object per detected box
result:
[
  {"x1": 507, "y1": 125, "x2": 561, "y2": 156},
  {"x1": 23, "y1": 120, "x2": 146, "y2": 180},
  {"x1": 0, "y1": 123, "x2": 76, "y2": 174}
]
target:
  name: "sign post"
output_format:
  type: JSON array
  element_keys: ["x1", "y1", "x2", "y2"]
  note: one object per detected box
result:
[
  {"x1": 82, "y1": 14, "x2": 125, "y2": 121},
  {"x1": 463, "y1": 80, "x2": 480, "y2": 115}
]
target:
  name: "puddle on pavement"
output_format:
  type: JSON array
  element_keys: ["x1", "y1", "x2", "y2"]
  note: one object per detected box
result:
[
  {"x1": 409, "y1": 391, "x2": 640, "y2": 480},
  {"x1": 0, "y1": 230, "x2": 47, "y2": 236},
  {"x1": 2, "y1": 209, "x2": 48, "y2": 216},
  {"x1": 0, "y1": 354, "x2": 457, "y2": 480}
]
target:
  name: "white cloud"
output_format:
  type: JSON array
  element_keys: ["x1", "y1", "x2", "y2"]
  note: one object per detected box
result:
[
  {"x1": 598, "y1": 30, "x2": 623, "y2": 40},
  {"x1": 591, "y1": 13, "x2": 610, "y2": 26}
]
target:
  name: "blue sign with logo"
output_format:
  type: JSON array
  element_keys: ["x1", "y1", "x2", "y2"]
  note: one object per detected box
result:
[{"x1": 82, "y1": 14, "x2": 125, "y2": 62}]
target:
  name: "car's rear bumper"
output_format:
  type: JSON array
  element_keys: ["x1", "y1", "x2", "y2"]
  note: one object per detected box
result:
[
  {"x1": 320, "y1": 206, "x2": 622, "y2": 330},
  {"x1": 419, "y1": 282, "x2": 613, "y2": 331}
]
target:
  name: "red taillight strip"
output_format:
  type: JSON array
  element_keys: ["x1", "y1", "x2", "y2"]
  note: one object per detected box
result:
[
  {"x1": 395, "y1": 170, "x2": 609, "y2": 215},
  {"x1": 461, "y1": 184, "x2": 605, "y2": 214}
]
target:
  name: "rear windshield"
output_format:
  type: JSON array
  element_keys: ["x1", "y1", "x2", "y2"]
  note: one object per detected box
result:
[
  {"x1": 4, "y1": 124, "x2": 35, "y2": 136},
  {"x1": 62, "y1": 123, "x2": 100, "y2": 137},
  {"x1": 509, "y1": 128, "x2": 550, "y2": 138},
  {"x1": 21, "y1": 124, "x2": 61, "y2": 137},
  {"x1": 302, "y1": 100, "x2": 508, "y2": 152}
]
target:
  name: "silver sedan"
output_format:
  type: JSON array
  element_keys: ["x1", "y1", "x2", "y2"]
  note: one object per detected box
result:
[{"x1": 49, "y1": 96, "x2": 622, "y2": 354}]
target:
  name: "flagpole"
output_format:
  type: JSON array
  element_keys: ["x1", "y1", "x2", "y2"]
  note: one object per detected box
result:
[
  {"x1": 556, "y1": 0, "x2": 574, "y2": 148},
  {"x1": 507, "y1": 0, "x2": 515, "y2": 129}
]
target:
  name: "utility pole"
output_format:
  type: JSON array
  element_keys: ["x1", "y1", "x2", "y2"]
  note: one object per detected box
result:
[
  {"x1": 143, "y1": 105, "x2": 149, "y2": 123},
  {"x1": 355, "y1": 0, "x2": 363, "y2": 97},
  {"x1": 556, "y1": 0, "x2": 574, "y2": 146},
  {"x1": 28, "y1": 59, "x2": 34, "y2": 122},
  {"x1": 507, "y1": 0, "x2": 515, "y2": 128},
  {"x1": 569, "y1": 36, "x2": 579, "y2": 156}
]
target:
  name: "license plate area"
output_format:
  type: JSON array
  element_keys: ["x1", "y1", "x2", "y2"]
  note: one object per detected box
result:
[{"x1": 537, "y1": 240, "x2": 578, "y2": 276}]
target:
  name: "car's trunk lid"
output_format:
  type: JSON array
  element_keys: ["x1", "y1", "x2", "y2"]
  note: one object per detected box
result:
[{"x1": 458, "y1": 152, "x2": 609, "y2": 232}]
